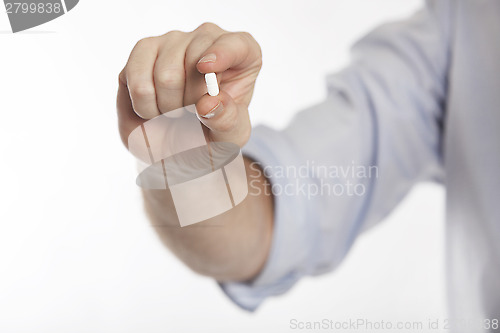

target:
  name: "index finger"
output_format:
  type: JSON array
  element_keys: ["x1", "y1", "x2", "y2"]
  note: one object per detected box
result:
[{"x1": 196, "y1": 32, "x2": 262, "y2": 74}]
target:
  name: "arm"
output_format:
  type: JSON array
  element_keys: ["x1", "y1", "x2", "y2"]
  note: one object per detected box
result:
[
  {"x1": 116, "y1": 23, "x2": 273, "y2": 282},
  {"x1": 220, "y1": 0, "x2": 451, "y2": 310},
  {"x1": 117, "y1": 0, "x2": 452, "y2": 311}
]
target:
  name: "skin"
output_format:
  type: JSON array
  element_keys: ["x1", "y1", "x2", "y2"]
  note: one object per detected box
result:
[{"x1": 116, "y1": 23, "x2": 274, "y2": 282}]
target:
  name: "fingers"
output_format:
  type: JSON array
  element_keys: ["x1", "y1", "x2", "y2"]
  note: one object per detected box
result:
[
  {"x1": 124, "y1": 38, "x2": 161, "y2": 119},
  {"x1": 154, "y1": 32, "x2": 190, "y2": 113},
  {"x1": 195, "y1": 90, "x2": 251, "y2": 147},
  {"x1": 118, "y1": 23, "x2": 259, "y2": 151},
  {"x1": 196, "y1": 32, "x2": 262, "y2": 74}
]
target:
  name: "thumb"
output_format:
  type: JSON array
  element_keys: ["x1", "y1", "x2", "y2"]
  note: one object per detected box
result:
[{"x1": 195, "y1": 90, "x2": 251, "y2": 148}]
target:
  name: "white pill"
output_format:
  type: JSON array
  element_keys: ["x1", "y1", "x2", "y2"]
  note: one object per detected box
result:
[{"x1": 205, "y1": 73, "x2": 219, "y2": 96}]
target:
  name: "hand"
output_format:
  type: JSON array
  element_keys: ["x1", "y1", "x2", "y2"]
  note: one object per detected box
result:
[{"x1": 117, "y1": 23, "x2": 262, "y2": 148}]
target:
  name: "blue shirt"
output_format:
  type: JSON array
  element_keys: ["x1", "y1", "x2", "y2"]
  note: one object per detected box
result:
[{"x1": 221, "y1": 0, "x2": 500, "y2": 329}]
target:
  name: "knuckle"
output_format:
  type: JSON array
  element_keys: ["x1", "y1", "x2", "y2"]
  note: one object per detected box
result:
[
  {"x1": 233, "y1": 32, "x2": 249, "y2": 45},
  {"x1": 196, "y1": 22, "x2": 221, "y2": 33},
  {"x1": 163, "y1": 30, "x2": 185, "y2": 40},
  {"x1": 129, "y1": 82, "x2": 155, "y2": 100},
  {"x1": 240, "y1": 32, "x2": 261, "y2": 52},
  {"x1": 135, "y1": 37, "x2": 156, "y2": 49},
  {"x1": 155, "y1": 68, "x2": 185, "y2": 90},
  {"x1": 239, "y1": 31, "x2": 253, "y2": 42},
  {"x1": 237, "y1": 32, "x2": 262, "y2": 67}
]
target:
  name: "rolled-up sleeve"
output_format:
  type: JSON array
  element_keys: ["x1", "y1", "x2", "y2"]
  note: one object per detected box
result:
[{"x1": 220, "y1": 0, "x2": 450, "y2": 311}]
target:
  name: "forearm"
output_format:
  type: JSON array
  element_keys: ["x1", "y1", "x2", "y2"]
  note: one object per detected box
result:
[{"x1": 142, "y1": 157, "x2": 274, "y2": 282}]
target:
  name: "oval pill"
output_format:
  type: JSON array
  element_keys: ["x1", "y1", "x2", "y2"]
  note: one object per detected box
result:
[{"x1": 205, "y1": 73, "x2": 219, "y2": 96}]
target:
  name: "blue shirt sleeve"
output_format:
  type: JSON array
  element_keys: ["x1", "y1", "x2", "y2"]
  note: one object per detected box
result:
[{"x1": 219, "y1": 0, "x2": 450, "y2": 311}]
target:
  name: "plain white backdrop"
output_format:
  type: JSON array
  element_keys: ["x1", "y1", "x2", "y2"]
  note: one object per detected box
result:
[{"x1": 0, "y1": 0, "x2": 447, "y2": 332}]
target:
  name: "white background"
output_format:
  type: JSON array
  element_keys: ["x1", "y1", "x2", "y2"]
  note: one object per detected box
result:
[{"x1": 0, "y1": 0, "x2": 447, "y2": 332}]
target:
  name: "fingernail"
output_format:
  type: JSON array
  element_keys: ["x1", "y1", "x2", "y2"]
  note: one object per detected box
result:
[
  {"x1": 198, "y1": 101, "x2": 223, "y2": 119},
  {"x1": 198, "y1": 53, "x2": 216, "y2": 64}
]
